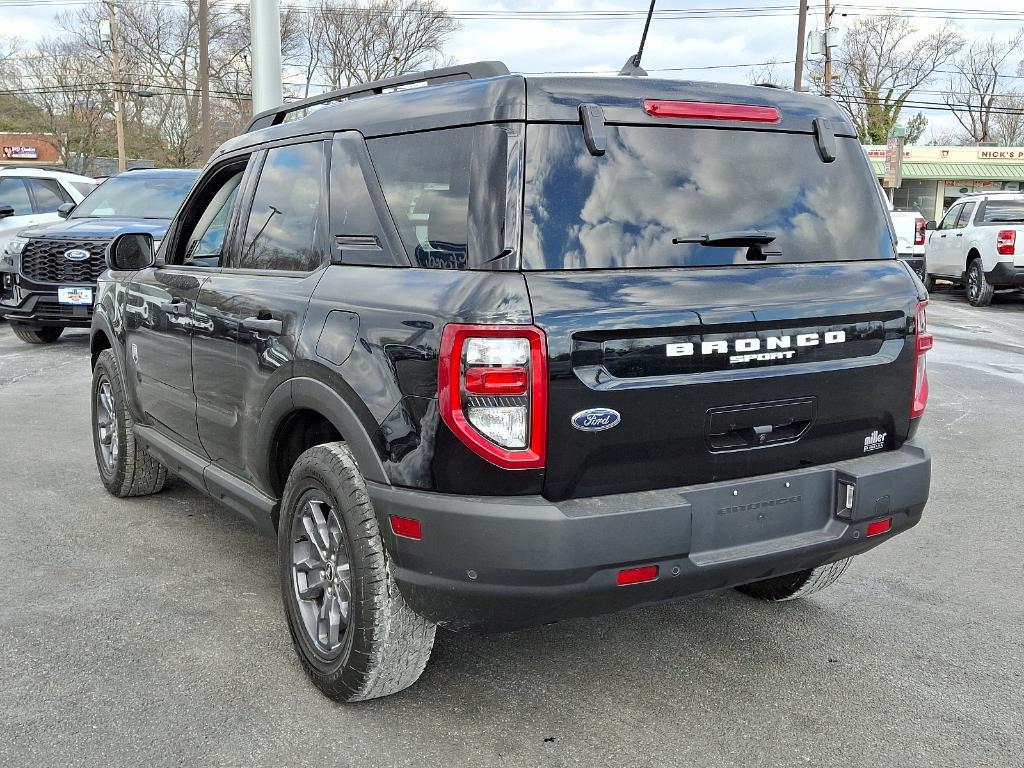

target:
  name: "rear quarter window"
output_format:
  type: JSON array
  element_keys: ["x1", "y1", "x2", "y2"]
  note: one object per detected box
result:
[{"x1": 522, "y1": 124, "x2": 894, "y2": 270}]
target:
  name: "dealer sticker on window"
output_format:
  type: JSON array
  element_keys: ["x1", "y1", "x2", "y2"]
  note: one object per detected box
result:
[{"x1": 57, "y1": 287, "x2": 93, "y2": 305}]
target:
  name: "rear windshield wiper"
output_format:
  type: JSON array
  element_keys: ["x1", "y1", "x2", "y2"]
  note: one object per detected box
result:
[{"x1": 671, "y1": 230, "x2": 778, "y2": 247}]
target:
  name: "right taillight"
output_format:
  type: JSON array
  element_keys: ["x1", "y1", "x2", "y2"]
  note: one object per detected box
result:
[
  {"x1": 439, "y1": 324, "x2": 547, "y2": 469},
  {"x1": 911, "y1": 301, "x2": 933, "y2": 420},
  {"x1": 914, "y1": 217, "x2": 926, "y2": 246},
  {"x1": 997, "y1": 230, "x2": 1016, "y2": 255}
]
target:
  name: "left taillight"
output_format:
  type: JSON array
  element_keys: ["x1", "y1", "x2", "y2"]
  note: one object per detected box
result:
[
  {"x1": 914, "y1": 217, "x2": 926, "y2": 246},
  {"x1": 911, "y1": 301, "x2": 933, "y2": 420},
  {"x1": 439, "y1": 324, "x2": 547, "y2": 469}
]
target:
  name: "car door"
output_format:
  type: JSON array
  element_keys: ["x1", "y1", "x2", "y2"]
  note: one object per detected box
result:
[
  {"x1": 0, "y1": 177, "x2": 40, "y2": 250},
  {"x1": 191, "y1": 139, "x2": 330, "y2": 482},
  {"x1": 951, "y1": 201, "x2": 977, "y2": 277},
  {"x1": 123, "y1": 162, "x2": 249, "y2": 455},
  {"x1": 928, "y1": 202, "x2": 962, "y2": 277}
]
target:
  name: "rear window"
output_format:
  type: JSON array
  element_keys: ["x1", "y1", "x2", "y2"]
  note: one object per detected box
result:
[
  {"x1": 522, "y1": 124, "x2": 893, "y2": 270},
  {"x1": 979, "y1": 199, "x2": 1024, "y2": 224},
  {"x1": 368, "y1": 126, "x2": 508, "y2": 269}
]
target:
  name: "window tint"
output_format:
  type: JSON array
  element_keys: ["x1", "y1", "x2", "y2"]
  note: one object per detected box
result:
[
  {"x1": 368, "y1": 126, "x2": 508, "y2": 269},
  {"x1": 0, "y1": 177, "x2": 31, "y2": 214},
  {"x1": 328, "y1": 135, "x2": 394, "y2": 266},
  {"x1": 185, "y1": 174, "x2": 242, "y2": 267},
  {"x1": 236, "y1": 142, "x2": 326, "y2": 272},
  {"x1": 979, "y1": 199, "x2": 1024, "y2": 224},
  {"x1": 523, "y1": 125, "x2": 894, "y2": 269},
  {"x1": 27, "y1": 178, "x2": 70, "y2": 212},
  {"x1": 955, "y1": 202, "x2": 975, "y2": 228},
  {"x1": 938, "y1": 204, "x2": 962, "y2": 230}
]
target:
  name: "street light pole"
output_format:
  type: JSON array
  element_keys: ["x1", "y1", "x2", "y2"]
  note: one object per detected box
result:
[
  {"x1": 250, "y1": 0, "x2": 283, "y2": 115},
  {"x1": 105, "y1": 1, "x2": 127, "y2": 172},
  {"x1": 199, "y1": 0, "x2": 212, "y2": 159}
]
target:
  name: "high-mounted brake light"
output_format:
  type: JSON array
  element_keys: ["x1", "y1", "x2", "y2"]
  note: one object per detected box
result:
[
  {"x1": 997, "y1": 230, "x2": 1016, "y2": 256},
  {"x1": 911, "y1": 301, "x2": 933, "y2": 420},
  {"x1": 914, "y1": 217, "x2": 926, "y2": 247},
  {"x1": 643, "y1": 99, "x2": 781, "y2": 123},
  {"x1": 439, "y1": 324, "x2": 547, "y2": 470}
]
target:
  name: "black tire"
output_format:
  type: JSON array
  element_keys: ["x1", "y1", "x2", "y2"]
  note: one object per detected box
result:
[
  {"x1": 736, "y1": 558, "x2": 851, "y2": 601},
  {"x1": 923, "y1": 267, "x2": 936, "y2": 293},
  {"x1": 278, "y1": 442, "x2": 435, "y2": 702},
  {"x1": 11, "y1": 322, "x2": 63, "y2": 344},
  {"x1": 966, "y1": 258, "x2": 995, "y2": 307},
  {"x1": 91, "y1": 349, "x2": 167, "y2": 497}
]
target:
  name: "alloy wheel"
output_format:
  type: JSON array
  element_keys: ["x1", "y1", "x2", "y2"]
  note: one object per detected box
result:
[
  {"x1": 968, "y1": 266, "x2": 980, "y2": 301},
  {"x1": 95, "y1": 379, "x2": 119, "y2": 473},
  {"x1": 290, "y1": 496, "x2": 352, "y2": 655}
]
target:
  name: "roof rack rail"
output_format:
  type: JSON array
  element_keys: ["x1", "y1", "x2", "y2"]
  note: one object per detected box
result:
[{"x1": 243, "y1": 61, "x2": 511, "y2": 133}]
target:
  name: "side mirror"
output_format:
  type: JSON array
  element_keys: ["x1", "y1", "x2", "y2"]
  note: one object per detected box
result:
[
  {"x1": 105, "y1": 232, "x2": 155, "y2": 271},
  {"x1": 925, "y1": 220, "x2": 937, "y2": 231},
  {"x1": 57, "y1": 203, "x2": 76, "y2": 219},
  {"x1": 0, "y1": 204, "x2": 14, "y2": 219}
]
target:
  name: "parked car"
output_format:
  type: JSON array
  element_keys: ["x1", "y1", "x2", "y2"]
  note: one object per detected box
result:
[
  {"x1": 88, "y1": 62, "x2": 932, "y2": 702},
  {"x1": 888, "y1": 204, "x2": 927, "y2": 280},
  {"x1": 924, "y1": 191, "x2": 1024, "y2": 306},
  {"x1": 0, "y1": 166, "x2": 97, "y2": 257},
  {"x1": 0, "y1": 168, "x2": 198, "y2": 343}
]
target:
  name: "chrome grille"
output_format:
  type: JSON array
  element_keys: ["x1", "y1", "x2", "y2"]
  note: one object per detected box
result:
[{"x1": 20, "y1": 239, "x2": 107, "y2": 284}]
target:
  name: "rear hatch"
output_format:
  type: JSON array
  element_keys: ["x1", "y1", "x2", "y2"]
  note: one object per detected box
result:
[
  {"x1": 976, "y1": 196, "x2": 1024, "y2": 267},
  {"x1": 520, "y1": 105, "x2": 920, "y2": 501}
]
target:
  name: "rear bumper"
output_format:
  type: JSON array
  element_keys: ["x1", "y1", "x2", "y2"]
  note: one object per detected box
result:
[
  {"x1": 371, "y1": 442, "x2": 930, "y2": 631},
  {"x1": 985, "y1": 262, "x2": 1024, "y2": 287}
]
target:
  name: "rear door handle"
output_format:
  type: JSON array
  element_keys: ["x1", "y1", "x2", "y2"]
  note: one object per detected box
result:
[
  {"x1": 242, "y1": 316, "x2": 283, "y2": 335},
  {"x1": 160, "y1": 299, "x2": 188, "y2": 315},
  {"x1": 955, "y1": 233, "x2": 963, "y2": 237}
]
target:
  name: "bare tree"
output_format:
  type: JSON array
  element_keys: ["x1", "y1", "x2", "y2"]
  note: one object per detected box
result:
[
  {"x1": 823, "y1": 14, "x2": 963, "y2": 143},
  {"x1": 747, "y1": 59, "x2": 787, "y2": 89},
  {"x1": 943, "y1": 31, "x2": 1024, "y2": 144},
  {"x1": 991, "y1": 92, "x2": 1024, "y2": 145}
]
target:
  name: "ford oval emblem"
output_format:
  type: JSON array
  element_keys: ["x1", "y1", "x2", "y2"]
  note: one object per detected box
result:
[
  {"x1": 571, "y1": 408, "x2": 621, "y2": 432},
  {"x1": 64, "y1": 249, "x2": 91, "y2": 262}
]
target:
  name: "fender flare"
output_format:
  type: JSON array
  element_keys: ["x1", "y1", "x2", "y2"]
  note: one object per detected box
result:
[{"x1": 255, "y1": 376, "x2": 390, "y2": 489}]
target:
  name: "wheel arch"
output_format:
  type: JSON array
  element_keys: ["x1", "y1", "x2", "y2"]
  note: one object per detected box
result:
[{"x1": 256, "y1": 377, "x2": 390, "y2": 503}]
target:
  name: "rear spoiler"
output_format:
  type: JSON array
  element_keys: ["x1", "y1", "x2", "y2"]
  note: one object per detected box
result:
[{"x1": 243, "y1": 61, "x2": 511, "y2": 133}]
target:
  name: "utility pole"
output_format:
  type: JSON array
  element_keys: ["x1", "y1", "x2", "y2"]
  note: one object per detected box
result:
[
  {"x1": 794, "y1": 0, "x2": 808, "y2": 91},
  {"x1": 823, "y1": 0, "x2": 834, "y2": 97},
  {"x1": 105, "y1": 1, "x2": 127, "y2": 172},
  {"x1": 250, "y1": 0, "x2": 283, "y2": 114},
  {"x1": 198, "y1": 0, "x2": 211, "y2": 159}
]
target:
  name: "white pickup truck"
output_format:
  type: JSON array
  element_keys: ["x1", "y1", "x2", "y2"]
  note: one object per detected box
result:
[
  {"x1": 924, "y1": 191, "x2": 1024, "y2": 306},
  {"x1": 887, "y1": 204, "x2": 926, "y2": 280}
]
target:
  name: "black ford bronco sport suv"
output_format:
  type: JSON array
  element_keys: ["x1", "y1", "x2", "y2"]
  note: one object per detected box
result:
[{"x1": 89, "y1": 62, "x2": 932, "y2": 702}]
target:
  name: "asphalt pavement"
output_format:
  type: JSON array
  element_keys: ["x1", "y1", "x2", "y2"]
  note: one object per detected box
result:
[{"x1": 1, "y1": 288, "x2": 1022, "y2": 768}]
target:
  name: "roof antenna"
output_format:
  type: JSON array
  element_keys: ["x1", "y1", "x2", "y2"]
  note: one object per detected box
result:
[{"x1": 619, "y1": 0, "x2": 656, "y2": 76}]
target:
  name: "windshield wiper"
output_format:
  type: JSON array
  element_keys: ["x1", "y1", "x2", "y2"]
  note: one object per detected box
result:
[{"x1": 671, "y1": 229, "x2": 778, "y2": 247}]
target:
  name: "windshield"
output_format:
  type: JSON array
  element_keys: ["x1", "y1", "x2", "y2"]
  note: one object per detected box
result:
[
  {"x1": 522, "y1": 124, "x2": 893, "y2": 269},
  {"x1": 72, "y1": 174, "x2": 195, "y2": 219},
  {"x1": 979, "y1": 199, "x2": 1024, "y2": 224}
]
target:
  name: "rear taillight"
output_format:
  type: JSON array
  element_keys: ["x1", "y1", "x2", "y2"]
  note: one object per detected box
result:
[
  {"x1": 911, "y1": 301, "x2": 933, "y2": 420},
  {"x1": 439, "y1": 324, "x2": 547, "y2": 469},
  {"x1": 914, "y1": 217, "x2": 926, "y2": 246},
  {"x1": 997, "y1": 230, "x2": 1016, "y2": 255},
  {"x1": 643, "y1": 100, "x2": 780, "y2": 123}
]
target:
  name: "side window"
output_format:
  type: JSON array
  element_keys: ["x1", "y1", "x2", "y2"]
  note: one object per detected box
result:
[
  {"x1": 328, "y1": 134, "x2": 400, "y2": 266},
  {"x1": 0, "y1": 177, "x2": 32, "y2": 214},
  {"x1": 938, "y1": 204, "x2": 962, "y2": 230},
  {"x1": 956, "y1": 202, "x2": 975, "y2": 229},
  {"x1": 185, "y1": 175, "x2": 242, "y2": 267},
  {"x1": 235, "y1": 142, "x2": 326, "y2": 272},
  {"x1": 27, "y1": 178, "x2": 71, "y2": 213}
]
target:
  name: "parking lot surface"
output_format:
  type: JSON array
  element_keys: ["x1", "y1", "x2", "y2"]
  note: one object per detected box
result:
[{"x1": 1, "y1": 289, "x2": 1022, "y2": 768}]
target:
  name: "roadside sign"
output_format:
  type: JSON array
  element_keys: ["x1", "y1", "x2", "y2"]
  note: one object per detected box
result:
[{"x1": 883, "y1": 125, "x2": 905, "y2": 189}]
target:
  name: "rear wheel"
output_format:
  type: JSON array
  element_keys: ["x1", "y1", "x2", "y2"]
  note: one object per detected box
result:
[
  {"x1": 91, "y1": 349, "x2": 167, "y2": 497},
  {"x1": 279, "y1": 442, "x2": 436, "y2": 702},
  {"x1": 736, "y1": 558, "x2": 851, "y2": 601},
  {"x1": 11, "y1": 322, "x2": 63, "y2": 344},
  {"x1": 966, "y1": 258, "x2": 995, "y2": 307}
]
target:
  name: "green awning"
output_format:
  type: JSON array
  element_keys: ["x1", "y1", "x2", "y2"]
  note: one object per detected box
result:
[{"x1": 870, "y1": 158, "x2": 1024, "y2": 180}]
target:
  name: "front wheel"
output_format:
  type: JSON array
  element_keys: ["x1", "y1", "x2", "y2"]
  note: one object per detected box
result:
[
  {"x1": 278, "y1": 442, "x2": 436, "y2": 702},
  {"x1": 11, "y1": 322, "x2": 63, "y2": 344},
  {"x1": 736, "y1": 558, "x2": 852, "y2": 601},
  {"x1": 966, "y1": 258, "x2": 995, "y2": 307}
]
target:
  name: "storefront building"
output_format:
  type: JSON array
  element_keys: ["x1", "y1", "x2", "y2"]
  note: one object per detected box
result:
[
  {"x1": 866, "y1": 144, "x2": 1024, "y2": 222},
  {"x1": 0, "y1": 133, "x2": 61, "y2": 167}
]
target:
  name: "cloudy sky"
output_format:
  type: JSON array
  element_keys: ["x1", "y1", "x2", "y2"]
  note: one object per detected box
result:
[{"x1": 5, "y1": 0, "x2": 1024, "y2": 140}]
